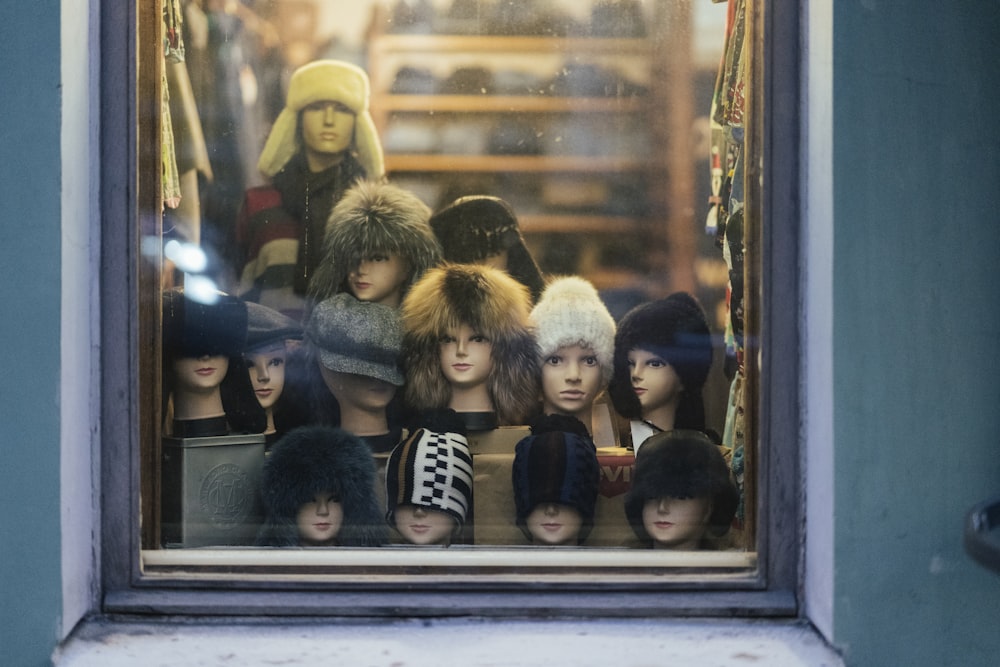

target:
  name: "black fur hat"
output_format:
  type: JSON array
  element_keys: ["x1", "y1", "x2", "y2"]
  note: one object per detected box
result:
[
  {"x1": 428, "y1": 196, "x2": 545, "y2": 302},
  {"x1": 623, "y1": 430, "x2": 738, "y2": 544},
  {"x1": 309, "y1": 180, "x2": 442, "y2": 304},
  {"x1": 162, "y1": 287, "x2": 247, "y2": 358},
  {"x1": 256, "y1": 425, "x2": 386, "y2": 547},
  {"x1": 607, "y1": 292, "x2": 713, "y2": 429},
  {"x1": 511, "y1": 414, "x2": 601, "y2": 543}
]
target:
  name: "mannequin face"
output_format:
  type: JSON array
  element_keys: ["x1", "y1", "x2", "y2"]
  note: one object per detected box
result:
[
  {"x1": 439, "y1": 324, "x2": 493, "y2": 390},
  {"x1": 541, "y1": 344, "x2": 602, "y2": 418},
  {"x1": 296, "y1": 491, "x2": 344, "y2": 546},
  {"x1": 627, "y1": 348, "x2": 682, "y2": 417},
  {"x1": 525, "y1": 503, "x2": 583, "y2": 545},
  {"x1": 393, "y1": 505, "x2": 457, "y2": 546},
  {"x1": 172, "y1": 354, "x2": 229, "y2": 393},
  {"x1": 319, "y1": 366, "x2": 397, "y2": 412},
  {"x1": 300, "y1": 99, "x2": 355, "y2": 170},
  {"x1": 348, "y1": 252, "x2": 410, "y2": 308},
  {"x1": 641, "y1": 495, "x2": 713, "y2": 550},
  {"x1": 246, "y1": 344, "x2": 286, "y2": 410}
]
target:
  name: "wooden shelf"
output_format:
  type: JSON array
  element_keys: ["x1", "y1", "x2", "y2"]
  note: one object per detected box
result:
[
  {"x1": 517, "y1": 214, "x2": 641, "y2": 234},
  {"x1": 374, "y1": 94, "x2": 646, "y2": 114},
  {"x1": 371, "y1": 34, "x2": 651, "y2": 56},
  {"x1": 385, "y1": 154, "x2": 648, "y2": 173}
]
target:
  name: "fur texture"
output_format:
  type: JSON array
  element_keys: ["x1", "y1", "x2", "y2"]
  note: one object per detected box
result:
[
  {"x1": 607, "y1": 292, "x2": 713, "y2": 429},
  {"x1": 530, "y1": 276, "x2": 616, "y2": 387},
  {"x1": 623, "y1": 430, "x2": 738, "y2": 544},
  {"x1": 309, "y1": 180, "x2": 441, "y2": 304},
  {"x1": 256, "y1": 425, "x2": 387, "y2": 547},
  {"x1": 401, "y1": 264, "x2": 540, "y2": 426}
]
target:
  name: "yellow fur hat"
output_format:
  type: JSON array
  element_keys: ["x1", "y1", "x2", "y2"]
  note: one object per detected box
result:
[{"x1": 257, "y1": 60, "x2": 384, "y2": 179}]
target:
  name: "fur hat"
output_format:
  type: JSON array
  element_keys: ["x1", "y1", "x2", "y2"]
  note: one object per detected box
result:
[
  {"x1": 623, "y1": 429, "x2": 738, "y2": 544},
  {"x1": 511, "y1": 414, "x2": 601, "y2": 543},
  {"x1": 530, "y1": 276, "x2": 616, "y2": 387},
  {"x1": 306, "y1": 293, "x2": 404, "y2": 386},
  {"x1": 385, "y1": 409, "x2": 474, "y2": 532},
  {"x1": 162, "y1": 288, "x2": 247, "y2": 358},
  {"x1": 309, "y1": 180, "x2": 441, "y2": 303},
  {"x1": 429, "y1": 196, "x2": 545, "y2": 302},
  {"x1": 607, "y1": 292, "x2": 713, "y2": 429},
  {"x1": 257, "y1": 60, "x2": 384, "y2": 179},
  {"x1": 245, "y1": 301, "x2": 303, "y2": 352},
  {"x1": 256, "y1": 425, "x2": 386, "y2": 547},
  {"x1": 401, "y1": 264, "x2": 540, "y2": 425}
]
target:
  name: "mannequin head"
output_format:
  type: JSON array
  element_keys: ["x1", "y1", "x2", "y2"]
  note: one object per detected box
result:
[
  {"x1": 401, "y1": 264, "x2": 540, "y2": 426},
  {"x1": 247, "y1": 342, "x2": 286, "y2": 412},
  {"x1": 428, "y1": 196, "x2": 545, "y2": 302},
  {"x1": 530, "y1": 277, "x2": 616, "y2": 429},
  {"x1": 306, "y1": 293, "x2": 404, "y2": 436},
  {"x1": 607, "y1": 292, "x2": 713, "y2": 434},
  {"x1": 624, "y1": 430, "x2": 738, "y2": 550},
  {"x1": 512, "y1": 415, "x2": 601, "y2": 545},
  {"x1": 385, "y1": 410, "x2": 473, "y2": 546},
  {"x1": 257, "y1": 425, "x2": 386, "y2": 547},
  {"x1": 257, "y1": 60, "x2": 384, "y2": 180},
  {"x1": 309, "y1": 180, "x2": 441, "y2": 308}
]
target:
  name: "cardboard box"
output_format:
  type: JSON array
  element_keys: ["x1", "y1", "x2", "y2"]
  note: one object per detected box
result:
[{"x1": 161, "y1": 433, "x2": 266, "y2": 548}]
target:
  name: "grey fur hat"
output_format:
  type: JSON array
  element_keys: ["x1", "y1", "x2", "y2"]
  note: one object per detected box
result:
[
  {"x1": 256, "y1": 425, "x2": 387, "y2": 547},
  {"x1": 429, "y1": 195, "x2": 545, "y2": 302},
  {"x1": 385, "y1": 409, "x2": 474, "y2": 531},
  {"x1": 530, "y1": 276, "x2": 616, "y2": 387},
  {"x1": 401, "y1": 263, "x2": 540, "y2": 426},
  {"x1": 309, "y1": 180, "x2": 441, "y2": 304},
  {"x1": 306, "y1": 293, "x2": 404, "y2": 386},
  {"x1": 623, "y1": 429, "x2": 738, "y2": 544},
  {"x1": 511, "y1": 414, "x2": 601, "y2": 543},
  {"x1": 607, "y1": 292, "x2": 713, "y2": 429}
]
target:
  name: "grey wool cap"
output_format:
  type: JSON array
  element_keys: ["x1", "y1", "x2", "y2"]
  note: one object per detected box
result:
[{"x1": 306, "y1": 293, "x2": 404, "y2": 386}]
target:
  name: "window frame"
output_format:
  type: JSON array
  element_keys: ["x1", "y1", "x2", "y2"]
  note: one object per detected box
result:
[{"x1": 100, "y1": 0, "x2": 802, "y2": 618}]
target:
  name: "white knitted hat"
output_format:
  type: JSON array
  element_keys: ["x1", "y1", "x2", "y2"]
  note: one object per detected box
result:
[
  {"x1": 530, "y1": 276, "x2": 616, "y2": 386},
  {"x1": 257, "y1": 60, "x2": 385, "y2": 179}
]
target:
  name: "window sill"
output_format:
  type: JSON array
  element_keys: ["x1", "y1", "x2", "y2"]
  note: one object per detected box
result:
[{"x1": 55, "y1": 617, "x2": 842, "y2": 666}]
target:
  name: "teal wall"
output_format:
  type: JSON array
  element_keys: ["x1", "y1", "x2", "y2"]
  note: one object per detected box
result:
[
  {"x1": 832, "y1": 1, "x2": 1000, "y2": 665},
  {"x1": 0, "y1": 2, "x2": 64, "y2": 666}
]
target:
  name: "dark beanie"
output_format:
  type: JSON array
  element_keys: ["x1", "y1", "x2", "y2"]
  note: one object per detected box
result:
[
  {"x1": 162, "y1": 288, "x2": 247, "y2": 358},
  {"x1": 623, "y1": 430, "x2": 738, "y2": 543},
  {"x1": 511, "y1": 414, "x2": 601, "y2": 543},
  {"x1": 607, "y1": 292, "x2": 713, "y2": 428}
]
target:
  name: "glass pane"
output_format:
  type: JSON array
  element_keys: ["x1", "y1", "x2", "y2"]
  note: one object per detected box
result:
[{"x1": 144, "y1": 0, "x2": 756, "y2": 574}]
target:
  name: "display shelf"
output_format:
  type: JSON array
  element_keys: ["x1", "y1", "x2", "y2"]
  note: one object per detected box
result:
[{"x1": 385, "y1": 154, "x2": 648, "y2": 173}]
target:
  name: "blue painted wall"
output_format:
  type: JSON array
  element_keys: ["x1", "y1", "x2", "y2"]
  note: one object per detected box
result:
[
  {"x1": 0, "y1": 2, "x2": 64, "y2": 666},
  {"x1": 833, "y1": 1, "x2": 1000, "y2": 665}
]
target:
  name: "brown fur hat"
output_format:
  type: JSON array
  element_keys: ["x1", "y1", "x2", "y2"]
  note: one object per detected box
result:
[
  {"x1": 401, "y1": 263, "x2": 540, "y2": 426},
  {"x1": 309, "y1": 180, "x2": 441, "y2": 304}
]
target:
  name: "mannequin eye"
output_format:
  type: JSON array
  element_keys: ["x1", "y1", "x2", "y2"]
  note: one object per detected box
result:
[
  {"x1": 267, "y1": 357, "x2": 284, "y2": 368},
  {"x1": 582, "y1": 356, "x2": 598, "y2": 366},
  {"x1": 439, "y1": 335, "x2": 456, "y2": 344},
  {"x1": 470, "y1": 334, "x2": 490, "y2": 344},
  {"x1": 368, "y1": 253, "x2": 389, "y2": 262},
  {"x1": 545, "y1": 355, "x2": 562, "y2": 365},
  {"x1": 647, "y1": 358, "x2": 667, "y2": 368}
]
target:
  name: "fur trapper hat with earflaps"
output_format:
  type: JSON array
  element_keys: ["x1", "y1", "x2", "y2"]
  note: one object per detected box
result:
[
  {"x1": 385, "y1": 409, "x2": 474, "y2": 534},
  {"x1": 257, "y1": 60, "x2": 384, "y2": 179},
  {"x1": 607, "y1": 292, "x2": 714, "y2": 430},
  {"x1": 530, "y1": 276, "x2": 616, "y2": 388},
  {"x1": 308, "y1": 180, "x2": 441, "y2": 304},
  {"x1": 428, "y1": 195, "x2": 545, "y2": 303},
  {"x1": 511, "y1": 414, "x2": 601, "y2": 544},
  {"x1": 256, "y1": 425, "x2": 387, "y2": 547},
  {"x1": 623, "y1": 429, "x2": 738, "y2": 545},
  {"x1": 401, "y1": 263, "x2": 540, "y2": 426}
]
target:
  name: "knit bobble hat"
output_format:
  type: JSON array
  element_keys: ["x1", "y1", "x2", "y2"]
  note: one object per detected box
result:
[
  {"x1": 530, "y1": 276, "x2": 616, "y2": 387},
  {"x1": 257, "y1": 60, "x2": 384, "y2": 179},
  {"x1": 385, "y1": 409, "x2": 474, "y2": 531},
  {"x1": 623, "y1": 430, "x2": 738, "y2": 544},
  {"x1": 162, "y1": 287, "x2": 247, "y2": 358},
  {"x1": 428, "y1": 196, "x2": 545, "y2": 302},
  {"x1": 401, "y1": 263, "x2": 540, "y2": 426},
  {"x1": 306, "y1": 293, "x2": 404, "y2": 386},
  {"x1": 309, "y1": 180, "x2": 442, "y2": 304},
  {"x1": 607, "y1": 292, "x2": 713, "y2": 429},
  {"x1": 511, "y1": 414, "x2": 601, "y2": 543},
  {"x1": 257, "y1": 425, "x2": 387, "y2": 547}
]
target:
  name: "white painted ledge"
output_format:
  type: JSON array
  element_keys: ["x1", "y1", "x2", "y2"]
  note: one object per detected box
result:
[{"x1": 54, "y1": 618, "x2": 843, "y2": 666}]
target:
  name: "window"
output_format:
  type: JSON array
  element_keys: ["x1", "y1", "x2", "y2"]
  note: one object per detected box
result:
[{"x1": 101, "y1": 0, "x2": 801, "y2": 616}]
